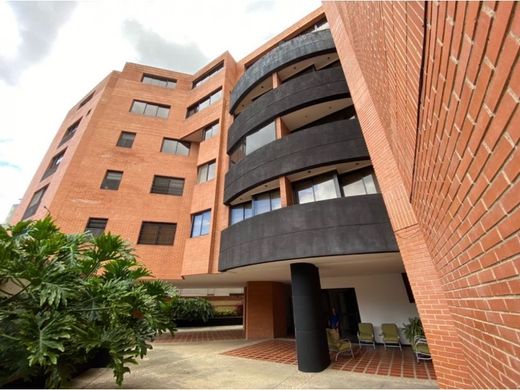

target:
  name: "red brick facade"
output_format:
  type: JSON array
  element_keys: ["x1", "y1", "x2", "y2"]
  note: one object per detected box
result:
[{"x1": 324, "y1": 1, "x2": 519, "y2": 388}]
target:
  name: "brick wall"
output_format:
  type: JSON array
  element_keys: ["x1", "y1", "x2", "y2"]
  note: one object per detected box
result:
[{"x1": 324, "y1": 1, "x2": 519, "y2": 388}]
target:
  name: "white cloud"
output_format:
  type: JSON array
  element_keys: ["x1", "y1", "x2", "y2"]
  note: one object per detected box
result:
[{"x1": 0, "y1": 0, "x2": 321, "y2": 221}]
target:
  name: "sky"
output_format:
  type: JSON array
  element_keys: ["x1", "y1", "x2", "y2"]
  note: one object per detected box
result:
[{"x1": 0, "y1": 0, "x2": 321, "y2": 222}]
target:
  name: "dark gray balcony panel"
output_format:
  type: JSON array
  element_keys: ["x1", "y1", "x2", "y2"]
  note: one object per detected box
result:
[
  {"x1": 230, "y1": 29, "x2": 336, "y2": 114},
  {"x1": 227, "y1": 67, "x2": 348, "y2": 153},
  {"x1": 224, "y1": 119, "x2": 367, "y2": 204},
  {"x1": 219, "y1": 195, "x2": 398, "y2": 272}
]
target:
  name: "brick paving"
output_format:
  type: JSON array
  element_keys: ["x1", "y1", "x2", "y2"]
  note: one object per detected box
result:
[
  {"x1": 154, "y1": 329, "x2": 245, "y2": 343},
  {"x1": 223, "y1": 340, "x2": 436, "y2": 381}
]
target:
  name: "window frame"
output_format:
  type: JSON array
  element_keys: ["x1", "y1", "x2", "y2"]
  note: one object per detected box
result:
[
  {"x1": 141, "y1": 74, "x2": 177, "y2": 89},
  {"x1": 191, "y1": 210, "x2": 212, "y2": 237},
  {"x1": 130, "y1": 100, "x2": 170, "y2": 119},
  {"x1": 59, "y1": 119, "x2": 81, "y2": 146},
  {"x1": 192, "y1": 62, "x2": 224, "y2": 89},
  {"x1": 197, "y1": 160, "x2": 216, "y2": 183},
  {"x1": 85, "y1": 218, "x2": 108, "y2": 237},
  {"x1": 78, "y1": 91, "x2": 94, "y2": 109},
  {"x1": 100, "y1": 170, "x2": 123, "y2": 190},
  {"x1": 150, "y1": 175, "x2": 185, "y2": 196},
  {"x1": 160, "y1": 138, "x2": 191, "y2": 156},
  {"x1": 186, "y1": 88, "x2": 222, "y2": 118},
  {"x1": 339, "y1": 167, "x2": 380, "y2": 197},
  {"x1": 116, "y1": 131, "x2": 136, "y2": 148},
  {"x1": 22, "y1": 185, "x2": 48, "y2": 220},
  {"x1": 293, "y1": 171, "x2": 341, "y2": 205},
  {"x1": 42, "y1": 149, "x2": 66, "y2": 180},
  {"x1": 229, "y1": 188, "x2": 281, "y2": 225},
  {"x1": 203, "y1": 121, "x2": 220, "y2": 141},
  {"x1": 137, "y1": 221, "x2": 177, "y2": 245}
]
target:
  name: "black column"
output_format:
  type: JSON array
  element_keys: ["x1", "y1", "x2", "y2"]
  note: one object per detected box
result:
[{"x1": 290, "y1": 263, "x2": 330, "y2": 372}]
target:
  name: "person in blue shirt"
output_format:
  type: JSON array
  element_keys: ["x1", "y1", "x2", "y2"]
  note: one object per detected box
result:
[{"x1": 328, "y1": 307, "x2": 340, "y2": 332}]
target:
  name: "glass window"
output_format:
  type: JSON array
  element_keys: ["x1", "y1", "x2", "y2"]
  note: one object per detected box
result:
[
  {"x1": 192, "y1": 62, "x2": 223, "y2": 88},
  {"x1": 186, "y1": 89, "x2": 222, "y2": 118},
  {"x1": 191, "y1": 210, "x2": 211, "y2": 237},
  {"x1": 85, "y1": 218, "x2": 108, "y2": 237},
  {"x1": 229, "y1": 189, "x2": 280, "y2": 225},
  {"x1": 22, "y1": 186, "x2": 48, "y2": 219},
  {"x1": 78, "y1": 92, "x2": 94, "y2": 109},
  {"x1": 197, "y1": 161, "x2": 216, "y2": 183},
  {"x1": 130, "y1": 100, "x2": 170, "y2": 118},
  {"x1": 340, "y1": 167, "x2": 379, "y2": 197},
  {"x1": 142, "y1": 74, "x2": 177, "y2": 89},
  {"x1": 161, "y1": 139, "x2": 190, "y2": 156},
  {"x1": 138, "y1": 222, "x2": 176, "y2": 245},
  {"x1": 117, "y1": 131, "x2": 136, "y2": 148},
  {"x1": 203, "y1": 122, "x2": 220, "y2": 140},
  {"x1": 100, "y1": 170, "x2": 123, "y2": 190},
  {"x1": 42, "y1": 150, "x2": 66, "y2": 180},
  {"x1": 59, "y1": 119, "x2": 81, "y2": 146},
  {"x1": 245, "y1": 122, "x2": 276, "y2": 155},
  {"x1": 294, "y1": 173, "x2": 339, "y2": 204},
  {"x1": 151, "y1": 176, "x2": 184, "y2": 196}
]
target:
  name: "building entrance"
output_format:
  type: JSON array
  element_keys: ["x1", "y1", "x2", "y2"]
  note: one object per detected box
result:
[{"x1": 321, "y1": 288, "x2": 361, "y2": 340}]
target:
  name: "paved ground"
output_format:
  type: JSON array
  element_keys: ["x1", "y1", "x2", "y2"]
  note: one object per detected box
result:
[{"x1": 72, "y1": 339, "x2": 438, "y2": 389}]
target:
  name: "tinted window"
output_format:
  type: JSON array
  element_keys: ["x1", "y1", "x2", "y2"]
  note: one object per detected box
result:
[
  {"x1": 186, "y1": 89, "x2": 222, "y2": 118},
  {"x1": 192, "y1": 62, "x2": 223, "y2": 88},
  {"x1": 142, "y1": 74, "x2": 177, "y2": 89},
  {"x1": 203, "y1": 122, "x2": 220, "y2": 140},
  {"x1": 294, "y1": 173, "x2": 339, "y2": 204},
  {"x1": 100, "y1": 170, "x2": 123, "y2": 190},
  {"x1": 42, "y1": 150, "x2": 66, "y2": 180},
  {"x1": 117, "y1": 132, "x2": 136, "y2": 148},
  {"x1": 138, "y1": 222, "x2": 176, "y2": 245},
  {"x1": 151, "y1": 176, "x2": 184, "y2": 196},
  {"x1": 245, "y1": 122, "x2": 276, "y2": 155},
  {"x1": 229, "y1": 189, "x2": 280, "y2": 225},
  {"x1": 340, "y1": 168, "x2": 379, "y2": 197},
  {"x1": 59, "y1": 119, "x2": 81, "y2": 146},
  {"x1": 197, "y1": 161, "x2": 216, "y2": 183},
  {"x1": 130, "y1": 100, "x2": 170, "y2": 118},
  {"x1": 22, "y1": 186, "x2": 48, "y2": 219},
  {"x1": 85, "y1": 218, "x2": 108, "y2": 237}
]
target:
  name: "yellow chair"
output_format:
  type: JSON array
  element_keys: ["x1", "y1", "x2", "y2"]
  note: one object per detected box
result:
[
  {"x1": 381, "y1": 323, "x2": 402, "y2": 351},
  {"x1": 357, "y1": 322, "x2": 376, "y2": 349},
  {"x1": 326, "y1": 328, "x2": 354, "y2": 361}
]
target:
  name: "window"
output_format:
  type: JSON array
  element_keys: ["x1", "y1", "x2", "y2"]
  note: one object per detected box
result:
[
  {"x1": 197, "y1": 161, "x2": 216, "y2": 183},
  {"x1": 203, "y1": 122, "x2": 220, "y2": 140},
  {"x1": 85, "y1": 218, "x2": 108, "y2": 237},
  {"x1": 78, "y1": 91, "x2": 94, "y2": 109},
  {"x1": 138, "y1": 222, "x2": 176, "y2": 245},
  {"x1": 151, "y1": 176, "x2": 184, "y2": 196},
  {"x1": 294, "y1": 173, "x2": 339, "y2": 204},
  {"x1": 230, "y1": 202, "x2": 253, "y2": 225},
  {"x1": 191, "y1": 210, "x2": 211, "y2": 237},
  {"x1": 229, "y1": 189, "x2": 280, "y2": 225},
  {"x1": 130, "y1": 100, "x2": 170, "y2": 118},
  {"x1": 116, "y1": 131, "x2": 136, "y2": 148},
  {"x1": 22, "y1": 186, "x2": 48, "y2": 219},
  {"x1": 100, "y1": 170, "x2": 123, "y2": 190},
  {"x1": 339, "y1": 167, "x2": 379, "y2": 197},
  {"x1": 186, "y1": 89, "x2": 222, "y2": 117},
  {"x1": 142, "y1": 74, "x2": 177, "y2": 89},
  {"x1": 161, "y1": 138, "x2": 190, "y2": 156},
  {"x1": 42, "y1": 150, "x2": 66, "y2": 180},
  {"x1": 230, "y1": 122, "x2": 276, "y2": 164},
  {"x1": 192, "y1": 62, "x2": 224, "y2": 88},
  {"x1": 59, "y1": 119, "x2": 81, "y2": 146}
]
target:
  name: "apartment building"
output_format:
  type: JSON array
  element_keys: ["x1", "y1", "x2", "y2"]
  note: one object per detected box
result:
[{"x1": 11, "y1": 3, "x2": 519, "y2": 388}]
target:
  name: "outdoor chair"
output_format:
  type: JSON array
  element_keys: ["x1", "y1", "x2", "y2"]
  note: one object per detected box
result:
[
  {"x1": 413, "y1": 336, "x2": 432, "y2": 362},
  {"x1": 381, "y1": 323, "x2": 402, "y2": 351},
  {"x1": 357, "y1": 322, "x2": 375, "y2": 349},
  {"x1": 326, "y1": 328, "x2": 354, "y2": 361}
]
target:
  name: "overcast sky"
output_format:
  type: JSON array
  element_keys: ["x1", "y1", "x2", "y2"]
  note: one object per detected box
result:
[{"x1": 0, "y1": 0, "x2": 321, "y2": 222}]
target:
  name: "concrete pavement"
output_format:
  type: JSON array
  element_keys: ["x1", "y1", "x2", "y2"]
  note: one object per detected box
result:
[{"x1": 72, "y1": 339, "x2": 438, "y2": 389}]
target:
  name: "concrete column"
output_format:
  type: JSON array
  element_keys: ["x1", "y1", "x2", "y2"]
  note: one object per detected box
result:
[{"x1": 290, "y1": 263, "x2": 330, "y2": 372}]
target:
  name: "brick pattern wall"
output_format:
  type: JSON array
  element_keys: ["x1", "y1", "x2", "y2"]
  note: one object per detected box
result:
[
  {"x1": 325, "y1": 1, "x2": 519, "y2": 388},
  {"x1": 412, "y1": 2, "x2": 520, "y2": 388}
]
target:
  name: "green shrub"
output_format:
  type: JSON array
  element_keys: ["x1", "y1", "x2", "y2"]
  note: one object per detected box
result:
[
  {"x1": 402, "y1": 317, "x2": 424, "y2": 343},
  {"x1": 171, "y1": 297, "x2": 214, "y2": 322},
  {"x1": 0, "y1": 217, "x2": 177, "y2": 388}
]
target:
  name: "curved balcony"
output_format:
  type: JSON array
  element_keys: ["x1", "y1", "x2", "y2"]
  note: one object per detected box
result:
[
  {"x1": 230, "y1": 29, "x2": 336, "y2": 114},
  {"x1": 219, "y1": 194, "x2": 398, "y2": 272},
  {"x1": 224, "y1": 119, "x2": 367, "y2": 204},
  {"x1": 227, "y1": 67, "x2": 348, "y2": 154}
]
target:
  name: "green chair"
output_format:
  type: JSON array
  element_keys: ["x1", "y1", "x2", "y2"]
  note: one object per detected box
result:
[
  {"x1": 326, "y1": 328, "x2": 354, "y2": 361},
  {"x1": 413, "y1": 336, "x2": 432, "y2": 362},
  {"x1": 357, "y1": 322, "x2": 375, "y2": 349},
  {"x1": 381, "y1": 323, "x2": 402, "y2": 351}
]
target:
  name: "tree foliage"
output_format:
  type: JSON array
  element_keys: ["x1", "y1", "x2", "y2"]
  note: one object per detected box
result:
[
  {"x1": 0, "y1": 217, "x2": 177, "y2": 388},
  {"x1": 171, "y1": 297, "x2": 214, "y2": 323}
]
